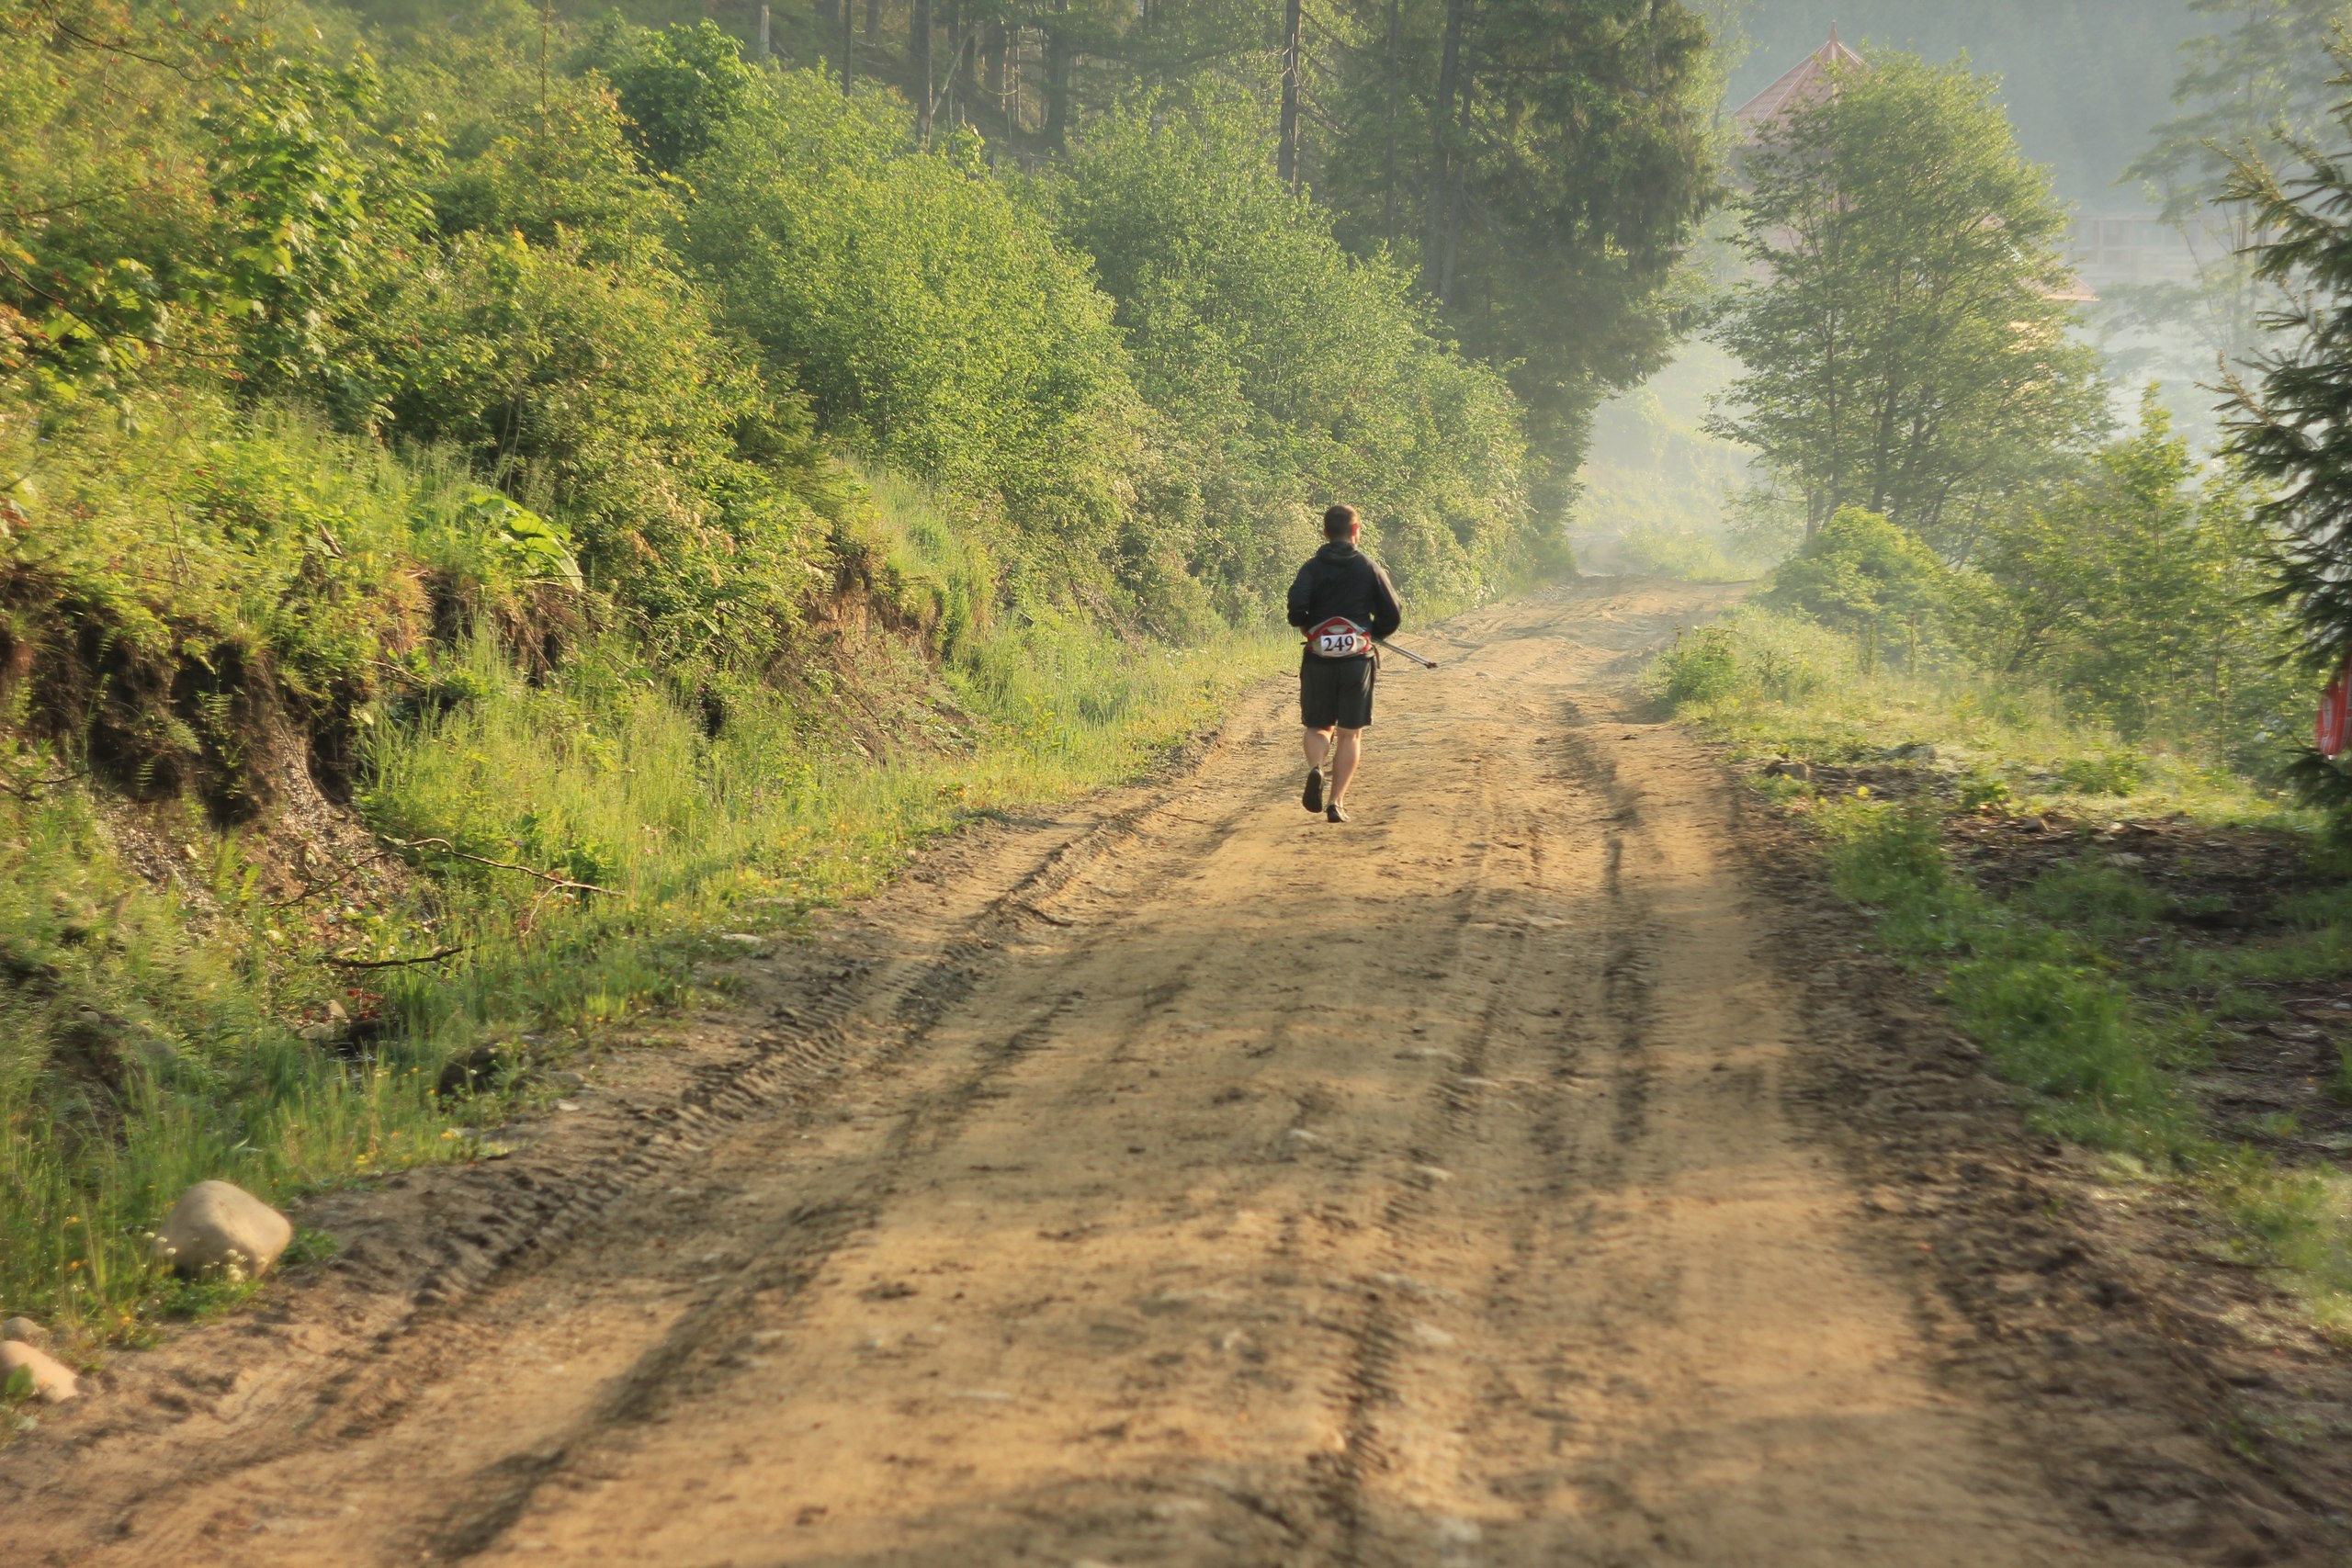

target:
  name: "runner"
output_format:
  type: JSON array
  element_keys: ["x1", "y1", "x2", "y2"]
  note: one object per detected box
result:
[{"x1": 1286, "y1": 504, "x2": 1403, "y2": 824}]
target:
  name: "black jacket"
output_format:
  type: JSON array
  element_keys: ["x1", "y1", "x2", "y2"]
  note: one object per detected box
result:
[{"x1": 1286, "y1": 542, "x2": 1403, "y2": 657}]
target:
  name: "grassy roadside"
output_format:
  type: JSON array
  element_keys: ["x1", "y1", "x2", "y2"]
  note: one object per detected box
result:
[
  {"x1": 1655, "y1": 606, "x2": 2352, "y2": 1331},
  {"x1": 0, "y1": 457, "x2": 1285, "y2": 1358}
]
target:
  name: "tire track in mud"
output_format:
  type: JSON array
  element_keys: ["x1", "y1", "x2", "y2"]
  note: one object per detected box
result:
[
  {"x1": 416, "y1": 765, "x2": 1291, "y2": 1562},
  {"x1": 1306, "y1": 703, "x2": 1652, "y2": 1566},
  {"x1": 423, "y1": 987, "x2": 1089, "y2": 1562},
  {"x1": 0, "y1": 706, "x2": 1289, "y2": 1562},
  {"x1": 13, "y1": 578, "x2": 2319, "y2": 1568}
]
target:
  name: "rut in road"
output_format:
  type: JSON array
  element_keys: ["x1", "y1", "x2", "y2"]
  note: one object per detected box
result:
[{"x1": 6, "y1": 581, "x2": 2199, "y2": 1566}]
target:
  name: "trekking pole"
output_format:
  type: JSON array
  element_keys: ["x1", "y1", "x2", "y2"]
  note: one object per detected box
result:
[{"x1": 1379, "y1": 640, "x2": 1441, "y2": 670}]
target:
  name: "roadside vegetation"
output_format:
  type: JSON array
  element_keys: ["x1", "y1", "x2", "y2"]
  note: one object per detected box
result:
[
  {"x1": 1657, "y1": 609, "x2": 2352, "y2": 1326},
  {"x1": 1651, "y1": 17, "x2": 2352, "y2": 1331},
  {"x1": 0, "y1": 0, "x2": 1725, "y2": 1354}
]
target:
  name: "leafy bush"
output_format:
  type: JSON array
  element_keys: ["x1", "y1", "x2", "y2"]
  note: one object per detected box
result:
[
  {"x1": 1655, "y1": 626, "x2": 1745, "y2": 705},
  {"x1": 1971, "y1": 392, "x2": 2296, "y2": 763},
  {"x1": 683, "y1": 73, "x2": 1145, "y2": 604},
  {"x1": 1646, "y1": 607, "x2": 1855, "y2": 711},
  {"x1": 1764, "y1": 506, "x2": 1951, "y2": 673},
  {"x1": 1056, "y1": 88, "x2": 1531, "y2": 614}
]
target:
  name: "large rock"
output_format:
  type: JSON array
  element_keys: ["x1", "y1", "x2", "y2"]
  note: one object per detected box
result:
[
  {"x1": 0, "y1": 1340, "x2": 82, "y2": 1404},
  {"x1": 153, "y1": 1180, "x2": 292, "y2": 1280},
  {"x1": 0, "y1": 1315, "x2": 48, "y2": 1347}
]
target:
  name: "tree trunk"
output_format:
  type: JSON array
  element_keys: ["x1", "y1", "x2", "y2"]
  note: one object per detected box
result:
[
  {"x1": 1043, "y1": 0, "x2": 1072, "y2": 146},
  {"x1": 1381, "y1": 0, "x2": 1400, "y2": 240},
  {"x1": 994, "y1": 20, "x2": 1014, "y2": 135},
  {"x1": 1422, "y1": 0, "x2": 1470, "y2": 298},
  {"x1": 865, "y1": 0, "x2": 882, "y2": 43},
  {"x1": 840, "y1": 0, "x2": 854, "y2": 90},
  {"x1": 1436, "y1": 65, "x2": 1474, "y2": 303},
  {"x1": 913, "y1": 0, "x2": 934, "y2": 142},
  {"x1": 948, "y1": 1, "x2": 969, "y2": 125},
  {"x1": 1278, "y1": 0, "x2": 1304, "y2": 189}
]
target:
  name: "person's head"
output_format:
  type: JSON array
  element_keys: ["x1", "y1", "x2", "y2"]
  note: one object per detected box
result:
[{"x1": 1322, "y1": 503, "x2": 1361, "y2": 543}]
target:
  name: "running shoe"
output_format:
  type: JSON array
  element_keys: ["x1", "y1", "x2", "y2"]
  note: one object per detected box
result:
[
  {"x1": 1302, "y1": 766, "x2": 1325, "y2": 812},
  {"x1": 1326, "y1": 802, "x2": 1350, "y2": 824}
]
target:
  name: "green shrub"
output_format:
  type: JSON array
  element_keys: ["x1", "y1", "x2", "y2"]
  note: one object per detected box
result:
[
  {"x1": 1764, "y1": 506, "x2": 1951, "y2": 673},
  {"x1": 1654, "y1": 626, "x2": 1745, "y2": 705},
  {"x1": 2056, "y1": 752, "x2": 2146, "y2": 796},
  {"x1": 1647, "y1": 607, "x2": 1856, "y2": 712},
  {"x1": 1056, "y1": 88, "x2": 1531, "y2": 614},
  {"x1": 1955, "y1": 768, "x2": 2014, "y2": 811},
  {"x1": 682, "y1": 73, "x2": 1144, "y2": 604}
]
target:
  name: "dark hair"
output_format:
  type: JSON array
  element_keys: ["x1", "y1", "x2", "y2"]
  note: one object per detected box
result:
[{"x1": 1322, "y1": 504, "x2": 1360, "y2": 538}]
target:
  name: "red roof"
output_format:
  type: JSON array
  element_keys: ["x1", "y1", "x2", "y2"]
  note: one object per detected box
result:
[{"x1": 1734, "y1": 30, "x2": 1867, "y2": 144}]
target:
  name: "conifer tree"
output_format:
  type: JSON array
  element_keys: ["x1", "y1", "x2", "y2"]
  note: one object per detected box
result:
[{"x1": 2226, "y1": 55, "x2": 2352, "y2": 682}]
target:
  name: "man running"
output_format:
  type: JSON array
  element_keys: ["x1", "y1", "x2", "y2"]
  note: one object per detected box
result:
[{"x1": 1286, "y1": 504, "x2": 1403, "y2": 824}]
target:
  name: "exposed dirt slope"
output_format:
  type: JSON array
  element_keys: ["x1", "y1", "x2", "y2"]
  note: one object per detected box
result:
[{"x1": 0, "y1": 580, "x2": 2328, "y2": 1565}]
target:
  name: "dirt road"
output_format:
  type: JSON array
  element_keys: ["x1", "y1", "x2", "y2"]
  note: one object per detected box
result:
[{"x1": 1, "y1": 581, "x2": 2248, "y2": 1564}]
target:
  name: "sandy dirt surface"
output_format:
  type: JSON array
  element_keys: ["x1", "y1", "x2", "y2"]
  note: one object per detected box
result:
[{"x1": 1, "y1": 580, "x2": 2330, "y2": 1565}]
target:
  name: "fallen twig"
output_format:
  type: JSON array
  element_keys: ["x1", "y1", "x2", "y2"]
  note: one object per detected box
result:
[
  {"x1": 319, "y1": 944, "x2": 467, "y2": 971},
  {"x1": 377, "y1": 835, "x2": 618, "y2": 896},
  {"x1": 0, "y1": 766, "x2": 88, "y2": 802},
  {"x1": 269, "y1": 846, "x2": 401, "y2": 908}
]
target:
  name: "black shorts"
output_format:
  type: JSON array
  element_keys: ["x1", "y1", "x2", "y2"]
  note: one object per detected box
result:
[{"x1": 1301, "y1": 655, "x2": 1376, "y2": 730}]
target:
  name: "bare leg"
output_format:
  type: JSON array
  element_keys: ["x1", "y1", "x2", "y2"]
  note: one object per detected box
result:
[
  {"x1": 1329, "y1": 728, "x2": 1363, "y2": 804},
  {"x1": 1302, "y1": 727, "x2": 1335, "y2": 769}
]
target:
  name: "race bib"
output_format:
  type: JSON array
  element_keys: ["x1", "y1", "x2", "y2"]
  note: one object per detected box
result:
[{"x1": 1307, "y1": 616, "x2": 1373, "y2": 659}]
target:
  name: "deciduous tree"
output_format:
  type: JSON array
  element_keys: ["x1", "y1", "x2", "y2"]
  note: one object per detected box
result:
[{"x1": 1708, "y1": 51, "x2": 2107, "y2": 555}]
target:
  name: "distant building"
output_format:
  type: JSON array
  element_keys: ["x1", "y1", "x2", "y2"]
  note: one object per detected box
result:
[
  {"x1": 2066, "y1": 213, "x2": 2203, "y2": 290},
  {"x1": 1732, "y1": 28, "x2": 1864, "y2": 147},
  {"x1": 1734, "y1": 31, "x2": 2121, "y2": 304}
]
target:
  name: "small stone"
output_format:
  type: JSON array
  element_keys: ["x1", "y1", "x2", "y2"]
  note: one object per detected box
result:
[
  {"x1": 1763, "y1": 760, "x2": 1814, "y2": 783},
  {"x1": 1, "y1": 1316, "x2": 48, "y2": 1348},
  {"x1": 153, "y1": 1180, "x2": 293, "y2": 1280},
  {"x1": 0, "y1": 1340, "x2": 82, "y2": 1404}
]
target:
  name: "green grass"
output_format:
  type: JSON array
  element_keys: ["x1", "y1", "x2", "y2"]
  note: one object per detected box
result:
[
  {"x1": 1649, "y1": 605, "x2": 2299, "y2": 826},
  {"x1": 1656, "y1": 605, "x2": 2352, "y2": 1333},
  {"x1": 1814, "y1": 799, "x2": 2193, "y2": 1154}
]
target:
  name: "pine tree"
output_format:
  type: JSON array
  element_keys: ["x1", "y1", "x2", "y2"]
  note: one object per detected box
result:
[
  {"x1": 2226, "y1": 53, "x2": 2352, "y2": 680},
  {"x1": 2122, "y1": 1, "x2": 2352, "y2": 366}
]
